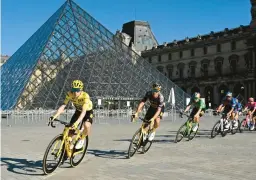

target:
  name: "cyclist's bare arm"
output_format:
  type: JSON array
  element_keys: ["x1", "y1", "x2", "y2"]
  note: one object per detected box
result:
[
  {"x1": 53, "y1": 104, "x2": 66, "y2": 119},
  {"x1": 184, "y1": 105, "x2": 191, "y2": 113},
  {"x1": 217, "y1": 104, "x2": 223, "y2": 112},
  {"x1": 251, "y1": 108, "x2": 256, "y2": 115},
  {"x1": 242, "y1": 107, "x2": 248, "y2": 113},
  {"x1": 135, "y1": 101, "x2": 145, "y2": 114}
]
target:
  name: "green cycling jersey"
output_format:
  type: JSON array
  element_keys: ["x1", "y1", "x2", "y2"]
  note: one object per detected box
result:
[{"x1": 188, "y1": 99, "x2": 206, "y2": 109}]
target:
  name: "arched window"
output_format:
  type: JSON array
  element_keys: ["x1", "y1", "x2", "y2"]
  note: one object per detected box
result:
[
  {"x1": 229, "y1": 54, "x2": 239, "y2": 74},
  {"x1": 177, "y1": 63, "x2": 185, "y2": 79},
  {"x1": 189, "y1": 61, "x2": 197, "y2": 78},
  {"x1": 201, "y1": 59, "x2": 210, "y2": 77},
  {"x1": 166, "y1": 64, "x2": 173, "y2": 79},
  {"x1": 214, "y1": 57, "x2": 224, "y2": 75},
  {"x1": 205, "y1": 86, "x2": 214, "y2": 108}
]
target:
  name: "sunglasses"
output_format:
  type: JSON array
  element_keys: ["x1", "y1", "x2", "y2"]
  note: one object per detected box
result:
[{"x1": 71, "y1": 88, "x2": 81, "y2": 92}]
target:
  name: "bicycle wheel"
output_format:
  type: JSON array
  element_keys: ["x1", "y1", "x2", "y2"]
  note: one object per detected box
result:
[
  {"x1": 231, "y1": 120, "x2": 240, "y2": 134},
  {"x1": 188, "y1": 123, "x2": 199, "y2": 141},
  {"x1": 43, "y1": 134, "x2": 65, "y2": 175},
  {"x1": 239, "y1": 119, "x2": 247, "y2": 133},
  {"x1": 142, "y1": 139, "x2": 153, "y2": 154},
  {"x1": 175, "y1": 123, "x2": 187, "y2": 143},
  {"x1": 211, "y1": 120, "x2": 221, "y2": 138},
  {"x1": 70, "y1": 136, "x2": 89, "y2": 167},
  {"x1": 127, "y1": 129, "x2": 142, "y2": 158}
]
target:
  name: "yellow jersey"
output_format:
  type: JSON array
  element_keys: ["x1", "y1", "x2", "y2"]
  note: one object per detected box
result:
[{"x1": 63, "y1": 91, "x2": 93, "y2": 111}]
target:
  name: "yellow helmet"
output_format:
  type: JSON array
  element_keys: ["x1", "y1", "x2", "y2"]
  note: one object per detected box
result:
[{"x1": 71, "y1": 80, "x2": 83, "y2": 92}]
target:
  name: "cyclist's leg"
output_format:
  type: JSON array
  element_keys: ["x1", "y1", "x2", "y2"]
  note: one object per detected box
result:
[
  {"x1": 189, "y1": 108, "x2": 197, "y2": 128},
  {"x1": 153, "y1": 106, "x2": 164, "y2": 129},
  {"x1": 69, "y1": 111, "x2": 80, "y2": 136},
  {"x1": 251, "y1": 111, "x2": 256, "y2": 130},
  {"x1": 75, "y1": 110, "x2": 93, "y2": 149},
  {"x1": 81, "y1": 110, "x2": 93, "y2": 138}
]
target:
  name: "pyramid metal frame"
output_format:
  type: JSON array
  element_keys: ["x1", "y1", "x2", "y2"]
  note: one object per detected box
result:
[{"x1": 1, "y1": 0, "x2": 189, "y2": 111}]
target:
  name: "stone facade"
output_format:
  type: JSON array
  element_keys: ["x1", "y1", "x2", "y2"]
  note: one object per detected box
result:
[
  {"x1": 0, "y1": 55, "x2": 10, "y2": 66},
  {"x1": 139, "y1": 1, "x2": 256, "y2": 108}
]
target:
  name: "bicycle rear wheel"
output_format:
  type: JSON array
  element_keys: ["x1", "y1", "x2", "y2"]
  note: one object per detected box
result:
[
  {"x1": 127, "y1": 129, "x2": 142, "y2": 158},
  {"x1": 70, "y1": 136, "x2": 89, "y2": 167},
  {"x1": 175, "y1": 123, "x2": 187, "y2": 143},
  {"x1": 43, "y1": 134, "x2": 65, "y2": 175},
  {"x1": 211, "y1": 120, "x2": 221, "y2": 138}
]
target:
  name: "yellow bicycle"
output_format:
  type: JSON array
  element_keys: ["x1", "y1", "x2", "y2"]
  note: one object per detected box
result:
[
  {"x1": 42, "y1": 119, "x2": 88, "y2": 175},
  {"x1": 128, "y1": 117, "x2": 154, "y2": 158}
]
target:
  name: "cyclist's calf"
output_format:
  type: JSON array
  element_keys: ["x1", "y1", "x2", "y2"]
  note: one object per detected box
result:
[{"x1": 154, "y1": 117, "x2": 161, "y2": 129}]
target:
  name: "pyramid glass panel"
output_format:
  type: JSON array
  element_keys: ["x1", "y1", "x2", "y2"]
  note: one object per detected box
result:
[
  {"x1": 1, "y1": 0, "x2": 189, "y2": 111},
  {"x1": 0, "y1": 2, "x2": 67, "y2": 110}
]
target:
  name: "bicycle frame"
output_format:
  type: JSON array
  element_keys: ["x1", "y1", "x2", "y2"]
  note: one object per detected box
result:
[
  {"x1": 136, "y1": 118, "x2": 154, "y2": 146},
  {"x1": 180, "y1": 113, "x2": 194, "y2": 134},
  {"x1": 49, "y1": 119, "x2": 84, "y2": 158}
]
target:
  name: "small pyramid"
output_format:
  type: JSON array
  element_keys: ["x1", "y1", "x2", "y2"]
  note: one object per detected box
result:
[{"x1": 1, "y1": 0, "x2": 188, "y2": 110}]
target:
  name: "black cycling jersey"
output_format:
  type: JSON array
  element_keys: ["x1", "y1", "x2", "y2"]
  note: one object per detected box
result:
[{"x1": 141, "y1": 91, "x2": 164, "y2": 109}]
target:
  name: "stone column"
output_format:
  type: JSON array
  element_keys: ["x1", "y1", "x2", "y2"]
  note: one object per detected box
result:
[
  {"x1": 248, "y1": 82, "x2": 252, "y2": 98},
  {"x1": 213, "y1": 84, "x2": 219, "y2": 105}
]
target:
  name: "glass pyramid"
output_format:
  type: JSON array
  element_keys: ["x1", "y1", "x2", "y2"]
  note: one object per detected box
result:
[{"x1": 1, "y1": 0, "x2": 189, "y2": 111}]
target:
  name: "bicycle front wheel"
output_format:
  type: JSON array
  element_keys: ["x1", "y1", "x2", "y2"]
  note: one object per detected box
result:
[
  {"x1": 43, "y1": 134, "x2": 65, "y2": 175},
  {"x1": 175, "y1": 123, "x2": 187, "y2": 143},
  {"x1": 211, "y1": 120, "x2": 221, "y2": 138},
  {"x1": 70, "y1": 136, "x2": 89, "y2": 167},
  {"x1": 127, "y1": 129, "x2": 142, "y2": 158}
]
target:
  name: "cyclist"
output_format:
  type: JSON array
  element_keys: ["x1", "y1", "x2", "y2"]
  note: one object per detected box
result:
[
  {"x1": 243, "y1": 97, "x2": 256, "y2": 130},
  {"x1": 132, "y1": 83, "x2": 165, "y2": 141},
  {"x1": 216, "y1": 91, "x2": 238, "y2": 129},
  {"x1": 49, "y1": 80, "x2": 93, "y2": 150},
  {"x1": 234, "y1": 99, "x2": 242, "y2": 120},
  {"x1": 183, "y1": 92, "x2": 206, "y2": 132}
]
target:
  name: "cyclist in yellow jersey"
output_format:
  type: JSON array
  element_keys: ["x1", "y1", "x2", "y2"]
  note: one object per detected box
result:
[{"x1": 49, "y1": 80, "x2": 93, "y2": 149}]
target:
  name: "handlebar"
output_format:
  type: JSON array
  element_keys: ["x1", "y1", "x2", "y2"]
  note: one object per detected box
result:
[
  {"x1": 48, "y1": 119, "x2": 70, "y2": 128},
  {"x1": 131, "y1": 114, "x2": 154, "y2": 123}
]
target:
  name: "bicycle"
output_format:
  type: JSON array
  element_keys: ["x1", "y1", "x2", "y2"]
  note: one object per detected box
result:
[
  {"x1": 211, "y1": 111, "x2": 240, "y2": 138},
  {"x1": 42, "y1": 119, "x2": 89, "y2": 175},
  {"x1": 174, "y1": 112, "x2": 199, "y2": 143},
  {"x1": 240, "y1": 111, "x2": 256, "y2": 132},
  {"x1": 127, "y1": 117, "x2": 154, "y2": 158}
]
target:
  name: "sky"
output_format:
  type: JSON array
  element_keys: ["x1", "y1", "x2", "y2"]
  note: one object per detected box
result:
[{"x1": 1, "y1": 0, "x2": 252, "y2": 56}]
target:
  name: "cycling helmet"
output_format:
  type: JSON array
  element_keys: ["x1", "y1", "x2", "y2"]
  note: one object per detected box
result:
[
  {"x1": 248, "y1": 97, "x2": 254, "y2": 102},
  {"x1": 226, "y1": 91, "x2": 232, "y2": 97},
  {"x1": 71, "y1": 80, "x2": 83, "y2": 92},
  {"x1": 192, "y1": 92, "x2": 200, "y2": 101},
  {"x1": 152, "y1": 83, "x2": 161, "y2": 92}
]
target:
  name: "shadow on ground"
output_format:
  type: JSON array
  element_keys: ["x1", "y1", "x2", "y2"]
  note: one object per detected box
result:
[
  {"x1": 87, "y1": 149, "x2": 127, "y2": 159},
  {"x1": 1, "y1": 157, "x2": 44, "y2": 176}
]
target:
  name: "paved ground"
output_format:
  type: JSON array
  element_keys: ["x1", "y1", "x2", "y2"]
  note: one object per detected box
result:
[{"x1": 1, "y1": 115, "x2": 256, "y2": 180}]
